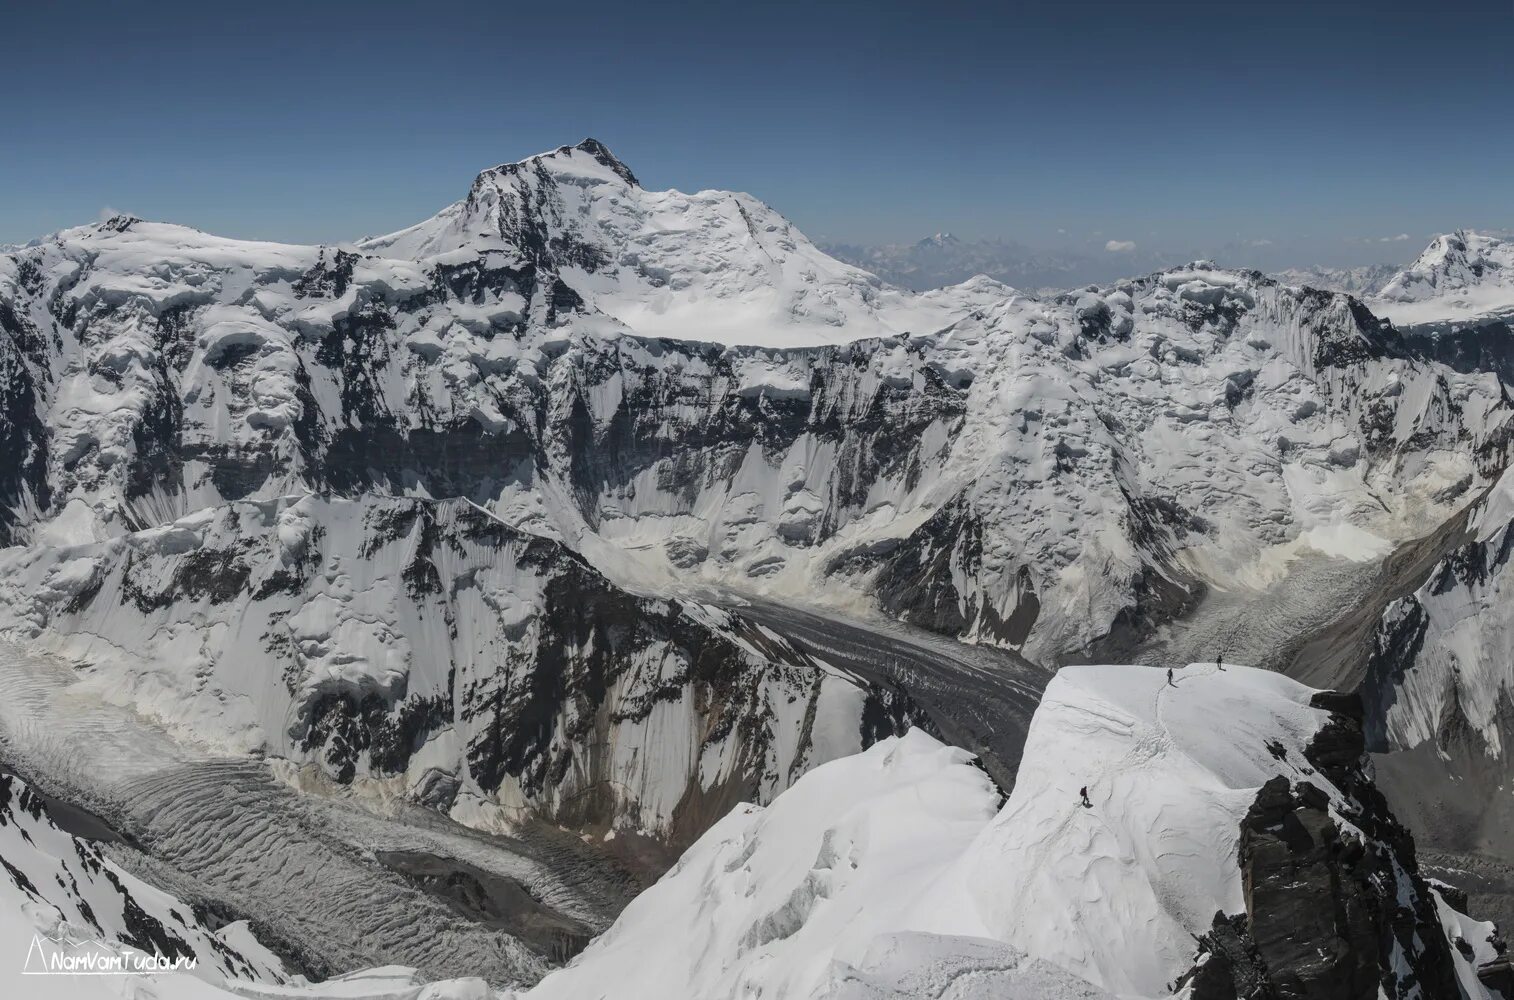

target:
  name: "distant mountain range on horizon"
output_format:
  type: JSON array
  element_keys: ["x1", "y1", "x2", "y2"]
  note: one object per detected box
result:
[{"x1": 821, "y1": 230, "x2": 1512, "y2": 299}]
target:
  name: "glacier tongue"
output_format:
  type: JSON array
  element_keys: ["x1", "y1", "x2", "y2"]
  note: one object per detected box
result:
[
  {"x1": 0, "y1": 770, "x2": 288, "y2": 992},
  {"x1": 0, "y1": 766, "x2": 543, "y2": 998}
]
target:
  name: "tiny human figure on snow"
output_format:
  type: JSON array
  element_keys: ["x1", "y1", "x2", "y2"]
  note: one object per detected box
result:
[
  {"x1": 1167, "y1": 668, "x2": 1175, "y2": 686},
  {"x1": 1217, "y1": 653, "x2": 1225, "y2": 671},
  {"x1": 1079, "y1": 786, "x2": 1091, "y2": 808}
]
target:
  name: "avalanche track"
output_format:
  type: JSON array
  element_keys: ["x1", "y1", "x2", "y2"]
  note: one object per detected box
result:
[{"x1": 0, "y1": 643, "x2": 636, "y2": 986}]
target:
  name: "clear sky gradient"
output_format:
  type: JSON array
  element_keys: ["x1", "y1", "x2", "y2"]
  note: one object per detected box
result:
[{"x1": 3, "y1": 0, "x2": 1510, "y2": 268}]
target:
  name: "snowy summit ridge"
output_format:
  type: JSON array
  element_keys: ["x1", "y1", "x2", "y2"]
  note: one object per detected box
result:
[
  {"x1": 355, "y1": 137, "x2": 985, "y2": 347},
  {"x1": 1371, "y1": 229, "x2": 1514, "y2": 330},
  {"x1": 525, "y1": 664, "x2": 1497, "y2": 1000}
]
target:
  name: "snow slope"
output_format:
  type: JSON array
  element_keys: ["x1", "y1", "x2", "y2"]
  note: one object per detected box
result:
[
  {"x1": 1, "y1": 143, "x2": 1508, "y2": 668},
  {"x1": 357, "y1": 139, "x2": 991, "y2": 348},
  {"x1": 0, "y1": 495, "x2": 920, "y2": 844},
  {"x1": 524, "y1": 664, "x2": 1496, "y2": 1000},
  {"x1": 523, "y1": 728, "x2": 1115, "y2": 1000},
  {"x1": 1367, "y1": 463, "x2": 1514, "y2": 759},
  {"x1": 1371, "y1": 230, "x2": 1514, "y2": 330},
  {"x1": 917, "y1": 664, "x2": 1331, "y2": 993}
]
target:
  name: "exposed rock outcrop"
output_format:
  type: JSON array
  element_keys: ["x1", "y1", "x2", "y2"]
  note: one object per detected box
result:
[
  {"x1": 1179, "y1": 692, "x2": 1484, "y2": 999},
  {"x1": 0, "y1": 495, "x2": 926, "y2": 847}
]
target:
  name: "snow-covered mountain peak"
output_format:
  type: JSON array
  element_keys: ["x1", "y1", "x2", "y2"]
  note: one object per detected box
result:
[
  {"x1": 352, "y1": 141, "x2": 1001, "y2": 346},
  {"x1": 465, "y1": 137, "x2": 641, "y2": 212},
  {"x1": 479, "y1": 136, "x2": 642, "y2": 187},
  {"x1": 1382, "y1": 229, "x2": 1512, "y2": 298},
  {"x1": 354, "y1": 138, "x2": 645, "y2": 261},
  {"x1": 1371, "y1": 229, "x2": 1514, "y2": 329}
]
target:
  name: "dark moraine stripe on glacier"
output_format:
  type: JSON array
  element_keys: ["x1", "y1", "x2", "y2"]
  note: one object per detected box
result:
[
  {"x1": 375, "y1": 849, "x2": 596, "y2": 962},
  {"x1": 719, "y1": 596, "x2": 1052, "y2": 794}
]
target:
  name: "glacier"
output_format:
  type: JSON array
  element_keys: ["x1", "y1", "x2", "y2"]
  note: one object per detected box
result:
[{"x1": 3, "y1": 138, "x2": 1514, "y2": 999}]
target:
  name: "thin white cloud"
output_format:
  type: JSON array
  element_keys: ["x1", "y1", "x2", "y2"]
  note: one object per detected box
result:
[
  {"x1": 1248, "y1": 239, "x2": 1274, "y2": 247},
  {"x1": 1105, "y1": 239, "x2": 1136, "y2": 253},
  {"x1": 1378, "y1": 233, "x2": 1411, "y2": 242}
]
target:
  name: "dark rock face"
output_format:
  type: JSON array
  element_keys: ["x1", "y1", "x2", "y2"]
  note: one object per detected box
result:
[
  {"x1": 1398, "y1": 320, "x2": 1514, "y2": 387},
  {"x1": 0, "y1": 313, "x2": 50, "y2": 540},
  {"x1": 1236, "y1": 776, "x2": 1388, "y2": 998},
  {"x1": 1, "y1": 212, "x2": 1503, "y2": 671},
  {"x1": 1181, "y1": 913, "x2": 1274, "y2": 1000},
  {"x1": 1478, "y1": 956, "x2": 1514, "y2": 997},
  {"x1": 6, "y1": 495, "x2": 927, "y2": 848},
  {"x1": 1178, "y1": 694, "x2": 1466, "y2": 1000},
  {"x1": 873, "y1": 495, "x2": 983, "y2": 638}
]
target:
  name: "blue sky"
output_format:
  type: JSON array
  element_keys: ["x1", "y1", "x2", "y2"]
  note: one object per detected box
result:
[{"x1": 3, "y1": 0, "x2": 1510, "y2": 268}]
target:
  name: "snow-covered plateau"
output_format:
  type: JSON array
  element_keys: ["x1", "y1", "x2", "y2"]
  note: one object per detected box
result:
[{"x1": 4, "y1": 139, "x2": 1514, "y2": 998}]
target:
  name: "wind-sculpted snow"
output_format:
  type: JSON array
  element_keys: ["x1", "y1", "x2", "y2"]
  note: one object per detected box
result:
[
  {"x1": 522, "y1": 728, "x2": 1115, "y2": 1000},
  {"x1": 0, "y1": 494, "x2": 917, "y2": 844},
  {"x1": 521, "y1": 664, "x2": 1499, "y2": 1000},
  {"x1": 916, "y1": 665, "x2": 1466, "y2": 997}
]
